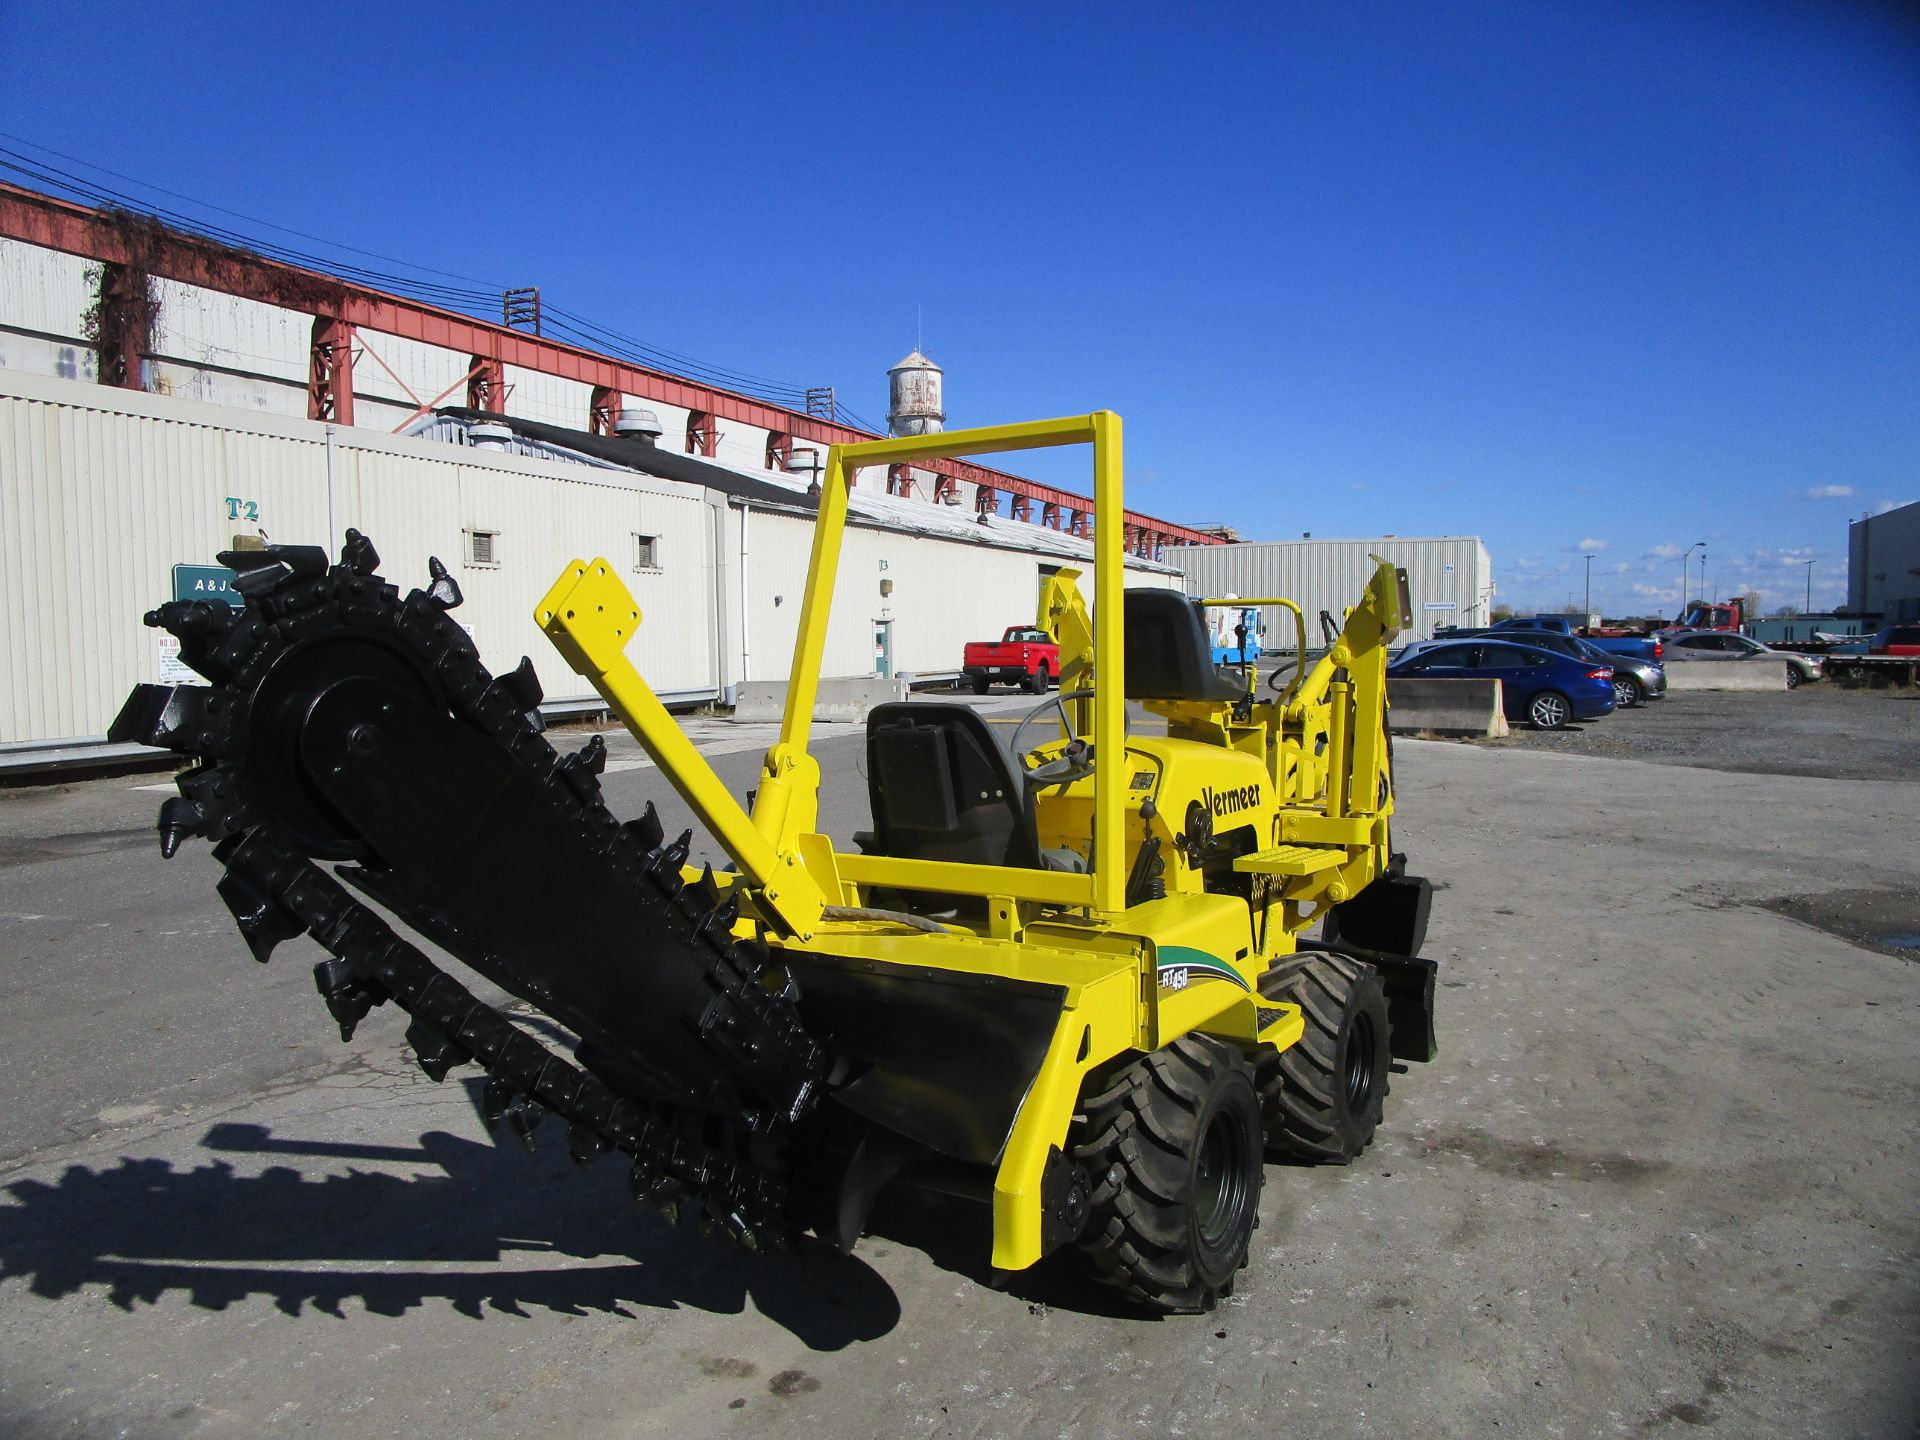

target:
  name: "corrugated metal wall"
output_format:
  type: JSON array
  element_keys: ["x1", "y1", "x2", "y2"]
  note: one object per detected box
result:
[
  {"x1": 0, "y1": 368, "x2": 721, "y2": 746},
  {"x1": 1, "y1": 369, "x2": 1179, "y2": 749},
  {"x1": 1849, "y1": 501, "x2": 1920, "y2": 622},
  {"x1": 0, "y1": 237, "x2": 96, "y2": 383},
  {"x1": 1164, "y1": 536, "x2": 1494, "y2": 645},
  {"x1": 725, "y1": 508, "x2": 1182, "y2": 683},
  {"x1": 1, "y1": 370, "x2": 329, "y2": 743}
]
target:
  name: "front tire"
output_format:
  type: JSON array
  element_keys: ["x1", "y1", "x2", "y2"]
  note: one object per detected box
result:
[
  {"x1": 1785, "y1": 666, "x2": 1802, "y2": 690},
  {"x1": 1072, "y1": 1035, "x2": 1263, "y2": 1313},
  {"x1": 1528, "y1": 690, "x2": 1571, "y2": 729},
  {"x1": 1612, "y1": 674, "x2": 1642, "y2": 708},
  {"x1": 1257, "y1": 953, "x2": 1390, "y2": 1163}
]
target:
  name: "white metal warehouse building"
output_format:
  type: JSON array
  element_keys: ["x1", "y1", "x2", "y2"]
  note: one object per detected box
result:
[
  {"x1": 1166, "y1": 536, "x2": 1495, "y2": 647},
  {"x1": 0, "y1": 367, "x2": 1181, "y2": 760}
]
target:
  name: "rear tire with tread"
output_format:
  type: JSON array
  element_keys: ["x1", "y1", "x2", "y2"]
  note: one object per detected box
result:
[
  {"x1": 1528, "y1": 690, "x2": 1571, "y2": 730},
  {"x1": 1257, "y1": 953, "x2": 1390, "y2": 1163},
  {"x1": 1072, "y1": 1034, "x2": 1263, "y2": 1313},
  {"x1": 969, "y1": 673, "x2": 990, "y2": 695}
]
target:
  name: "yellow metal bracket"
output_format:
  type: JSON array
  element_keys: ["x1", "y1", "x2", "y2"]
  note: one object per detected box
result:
[{"x1": 534, "y1": 559, "x2": 826, "y2": 938}]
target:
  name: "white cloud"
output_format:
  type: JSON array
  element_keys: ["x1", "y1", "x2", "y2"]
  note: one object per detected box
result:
[
  {"x1": 1349, "y1": 481, "x2": 1369, "y2": 492},
  {"x1": 1631, "y1": 582, "x2": 1676, "y2": 599},
  {"x1": 1646, "y1": 543, "x2": 1683, "y2": 560},
  {"x1": 1576, "y1": 538, "x2": 1608, "y2": 553},
  {"x1": 1805, "y1": 485, "x2": 1855, "y2": 500}
]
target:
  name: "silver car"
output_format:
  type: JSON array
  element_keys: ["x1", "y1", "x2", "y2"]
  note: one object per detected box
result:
[{"x1": 1662, "y1": 630, "x2": 1822, "y2": 687}]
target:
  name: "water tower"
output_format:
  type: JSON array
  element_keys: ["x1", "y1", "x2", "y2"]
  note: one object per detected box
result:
[{"x1": 887, "y1": 350, "x2": 945, "y2": 436}]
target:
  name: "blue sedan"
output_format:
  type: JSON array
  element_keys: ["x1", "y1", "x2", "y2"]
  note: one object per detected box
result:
[{"x1": 1389, "y1": 639, "x2": 1616, "y2": 730}]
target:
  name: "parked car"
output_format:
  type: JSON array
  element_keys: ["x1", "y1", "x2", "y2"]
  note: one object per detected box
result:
[
  {"x1": 1486, "y1": 614, "x2": 1663, "y2": 664},
  {"x1": 1387, "y1": 639, "x2": 1617, "y2": 730},
  {"x1": 1869, "y1": 623, "x2": 1920, "y2": 657},
  {"x1": 1417, "y1": 628, "x2": 1665, "y2": 708},
  {"x1": 1661, "y1": 630, "x2": 1822, "y2": 687},
  {"x1": 962, "y1": 626, "x2": 1059, "y2": 694}
]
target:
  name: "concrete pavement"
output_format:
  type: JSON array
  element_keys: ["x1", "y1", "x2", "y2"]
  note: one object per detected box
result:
[{"x1": 0, "y1": 713, "x2": 1915, "y2": 1438}]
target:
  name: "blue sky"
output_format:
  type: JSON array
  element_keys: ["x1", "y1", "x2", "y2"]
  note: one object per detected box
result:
[{"x1": 3, "y1": 1, "x2": 1914, "y2": 616}]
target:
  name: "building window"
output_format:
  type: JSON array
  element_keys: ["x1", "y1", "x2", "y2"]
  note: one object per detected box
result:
[
  {"x1": 465, "y1": 528, "x2": 500, "y2": 567},
  {"x1": 633, "y1": 533, "x2": 661, "y2": 572}
]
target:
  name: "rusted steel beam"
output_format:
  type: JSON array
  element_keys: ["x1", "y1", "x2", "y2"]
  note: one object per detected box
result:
[
  {"x1": 307, "y1": 315, "x2": 355, "y2": 424},
  {"x1": 0, "y1": 182, "x2": 1223, "y2": 544}
]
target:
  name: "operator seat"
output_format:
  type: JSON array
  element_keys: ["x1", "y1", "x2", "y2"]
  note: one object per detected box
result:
[
  {"x1": 863, "y1": 703, "x2": 1041, "y2": 870},
  {"x1": 1123, "y1": 589, "x2": 1247, "y2": 703}
]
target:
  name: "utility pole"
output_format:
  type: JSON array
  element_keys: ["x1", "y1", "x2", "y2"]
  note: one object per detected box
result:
[
  {"x1": 1804, "y1": 559, "x2": 1814, "y2": 614},
  {"x1": 1584, "y1": 554, "x2": 1593, "y2": 624},
  {"x1": 1681, "y1": 541, "x2": 1704, "y2": 618}
]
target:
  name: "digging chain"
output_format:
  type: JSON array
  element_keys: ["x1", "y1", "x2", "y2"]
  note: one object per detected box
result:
[{"x1": 114, "y1": 531, "x2": 824, "y2": 1248}]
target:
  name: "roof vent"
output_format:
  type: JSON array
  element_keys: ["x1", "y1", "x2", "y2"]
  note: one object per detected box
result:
[
  {"x1": 469, "y1": 422, "x2": 514, "y2": 451},
  {"x1": 614, "y1": 408, "x2": 664, "y2": 443}
]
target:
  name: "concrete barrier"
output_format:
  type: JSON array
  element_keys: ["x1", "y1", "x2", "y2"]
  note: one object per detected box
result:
[
  {"x1": 1387, "y1": 678, "x2": 1510, "y2": 738},
  {"x1": 730, "y1": 675, "x2": 909, "y2": 723},
  {"x1": 1662, "y1": 661, "x2": 1791, "y2": 692}
]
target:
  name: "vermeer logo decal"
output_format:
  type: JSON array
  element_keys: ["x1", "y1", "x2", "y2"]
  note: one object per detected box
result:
[{"x1": 1201, "y1": 782, "x2": 1260, "y2": 817}]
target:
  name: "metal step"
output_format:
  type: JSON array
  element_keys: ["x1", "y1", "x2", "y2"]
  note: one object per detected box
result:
[{"x1": 1233, "y1": 844, "x2": 1346, "y2": 878}]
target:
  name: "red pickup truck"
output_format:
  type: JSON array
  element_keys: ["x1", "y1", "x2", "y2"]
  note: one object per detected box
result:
[{"x1": 962, "y1": 627, "x2": 1059, "y2": 694}]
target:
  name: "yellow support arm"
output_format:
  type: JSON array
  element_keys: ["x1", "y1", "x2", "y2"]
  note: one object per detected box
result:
[{"x1": 534, "y1": 560, "x2": 827, "y2": 939}]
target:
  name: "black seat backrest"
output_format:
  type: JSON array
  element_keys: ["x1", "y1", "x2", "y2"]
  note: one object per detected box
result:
[
  {"x1": 865, "y1": 703, "x2": 1040, "y2": 869},
  {"x1": 1123, "y1": 590, "x2": 1246, "y2": 702}
]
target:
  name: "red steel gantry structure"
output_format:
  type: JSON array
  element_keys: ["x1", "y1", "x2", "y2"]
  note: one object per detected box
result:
[{"x1": 0, "y1": 182, "x2": 1220, "y2": 558}]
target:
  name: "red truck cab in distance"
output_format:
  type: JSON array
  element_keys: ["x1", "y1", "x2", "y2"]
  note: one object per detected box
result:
[{"x1": 962, "y1": 627, "x2": 1060, "y2": 694}]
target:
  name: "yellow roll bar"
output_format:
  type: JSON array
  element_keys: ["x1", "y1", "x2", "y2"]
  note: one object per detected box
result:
[
  {"x1": 538, "y1": 414, "x2": 1134, "y2": 925},
  {"x1": 770, "y1": 413, "x2": 1129, "y2": 915}
]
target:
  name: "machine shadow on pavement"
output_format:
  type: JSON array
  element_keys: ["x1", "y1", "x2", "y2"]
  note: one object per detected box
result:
[{"x1": 0, "y1": 1093, "x2": 900, "y2": 1351}]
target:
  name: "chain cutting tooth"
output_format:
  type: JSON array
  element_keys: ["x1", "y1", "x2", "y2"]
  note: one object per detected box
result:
[
  {"x1": 220, "y1": 544, "x2": 328, "y2": 598},
  {"x1": 493, "y1": 655, "x2": 545, "y2": 715},
  {"x1": 313, "y1": 956, "x2": 385, "y2": 1040},
  {"x1": 425, "y1": 555, "x2": 463, "y2": 610},
  {"x1": 405, "y1": 1017, "x2": 470, "y2": 1082},
  {"x1": 156, "y1": 795, "x2": 209, "y2": 859},
  {"x1": 480, "y1": 1075, "x2": 516, "y2": 1129},
  {"x1": 567, "y1": 1123, "x2": 611, "y2": 1170},
  {"x1": 668, "y1": 829, "x2": 693, "y2": 863},
  {"x1": 623, "y1": 803, "x2": 665, "y2": 854},
  {"x1": 503, "y1": 1096, "x2": 544, "y2": 1152},
  {"x1": 339, "y1": 528, "x2": 380, "y2": 575},
  {"x1": 215, "y1": 869, "x2": 304, "y2": 964},
  {"x1": 692, "y1": 864, "x2": 723, "y2": 912}
]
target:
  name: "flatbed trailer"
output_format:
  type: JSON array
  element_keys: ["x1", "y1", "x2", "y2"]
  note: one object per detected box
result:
[{"x1": 1822, "y1": 654, "x2": 1920, "y2": 687}]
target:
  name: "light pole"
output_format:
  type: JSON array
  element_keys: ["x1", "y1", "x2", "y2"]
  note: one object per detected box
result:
[
  {"x1": 1804, "y1": 559, "x2": 1814, "y2": 615},
  {"x1": 1699, "y1": 549, "x2": 1708, "y2": 609},
  {"x1": 1681, "y1": 541, "x2": 1704, "y2": 617},
  {"x1": 1584, "y1": 553, "x2": 1593, "y2": 624}
]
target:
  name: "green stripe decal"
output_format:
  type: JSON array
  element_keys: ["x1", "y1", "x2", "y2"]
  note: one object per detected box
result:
[{"x1": 1156, "y1": 946, "x2": 1251, "y2": 993}]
